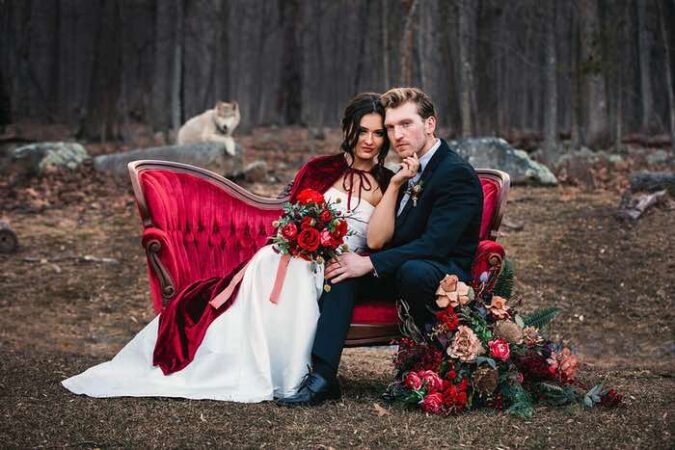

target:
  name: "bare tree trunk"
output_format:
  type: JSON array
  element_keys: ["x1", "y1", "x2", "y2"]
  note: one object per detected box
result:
[
  {"x1": 570, "y1": 10, "x2": 582, "y2": 149},
  {"x1": 637, "y1": 0, "x2": 654, "y2": 133},
  {"x1": 171, "y1": 0, "x2": 184, "y2": 133},
  {"x1": 381, "y1": 0, "x2": 390, "y2": 88},
  {"x1": 658, "y1": 0, "x2": 675, "y2": 154},
  {"x1": 279, "y1": 0, "x2": 303, "y2": 125},
  {"x1": 399, "y1": 0, "x2": 419, "y2": 86},
  {"x1": 458, "y1": 0, "x2": 475, "y2": 137},
  {"x1": 579, "y1": 0, "x2": 609, "y2": 148},
  {"x1": 543, "y1": 0, "x2": 558, "y2": 165}
]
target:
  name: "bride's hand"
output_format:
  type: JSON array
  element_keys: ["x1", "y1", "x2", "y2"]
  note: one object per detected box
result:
[{"x1": 390, "y1": 153, "x2": 420, "y2": 187}]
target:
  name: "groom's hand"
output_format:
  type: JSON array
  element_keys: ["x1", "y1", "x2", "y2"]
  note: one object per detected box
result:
[{"x1": 324, "y1": 253, "x2": 374, "y2": 284}]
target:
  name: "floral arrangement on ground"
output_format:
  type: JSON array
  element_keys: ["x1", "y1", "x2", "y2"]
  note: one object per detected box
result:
[{"x1": 385, "y1": 260, "x2": 622, "y2": 418}]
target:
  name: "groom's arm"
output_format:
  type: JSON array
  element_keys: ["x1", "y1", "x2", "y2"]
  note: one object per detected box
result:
[{"x1": 369, "y1": 164, "x2": 482, "y2": 278}]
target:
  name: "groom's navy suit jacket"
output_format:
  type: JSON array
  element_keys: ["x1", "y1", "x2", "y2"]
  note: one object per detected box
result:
[{"x1": 370, "y1": 139, "x2": 483, "y2": 281}]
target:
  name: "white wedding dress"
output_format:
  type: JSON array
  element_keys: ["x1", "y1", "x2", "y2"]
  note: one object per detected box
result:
[{"x1": 62, "y1": 187, "x2": 373, "y2": 402}]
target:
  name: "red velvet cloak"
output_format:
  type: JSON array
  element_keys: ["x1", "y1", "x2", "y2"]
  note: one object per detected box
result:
[{"x1": 152, "y1": 154, "x2": 357, "y2": 375}]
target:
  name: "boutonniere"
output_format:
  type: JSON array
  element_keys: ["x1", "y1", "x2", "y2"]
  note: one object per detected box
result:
[{"x1": 406, "y1": 180, "x2": 424, "y2": 207}]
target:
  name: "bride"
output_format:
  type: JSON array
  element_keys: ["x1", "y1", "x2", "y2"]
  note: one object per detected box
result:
[{"x1": 62, "y1": 92, "x2": 420, "y2": 402}]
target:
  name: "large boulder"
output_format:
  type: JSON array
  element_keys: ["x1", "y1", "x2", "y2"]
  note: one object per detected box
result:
[
  {"x1": 449, "y1": 137, "x2": 557, "y2": 185},
  {"x1": 93, "y1": 142, "x2": 244, "y2": 177},
  {"x1": 8, "y1": 142, "x2": 90, "y2": 177}
]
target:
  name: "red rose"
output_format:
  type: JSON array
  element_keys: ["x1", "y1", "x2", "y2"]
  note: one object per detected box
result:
[
  {"x1": 320, "y1": 230, "x2": 334, "y2": 248},
  {"x1": 319, "y1": 209, "x2": 332, "y2": 223},
  {"x1": 301, "y1": 216, "x2": 316, "y2": 229},
  {"x1": 446, "y1": 370, "x2": 457, "y2": 381},
  {"x1": 488, "y1": 338, "x2": 510, "y2": 361},
  {"x1": 280, "y1": 223, "x2": 298, "y2": 240},
  {"x1": 296, "y1": 189, "x2": 324, "y2": 205},
  {"x1": 420, "y1": 392, "x2": 444, "y2": 414},
  {"x1": 435, "y1": 309, "x2": 459, "y2": 331},
  {"x1": 404, "y1": 371, "x2": 423, "y2": 391},
  {"x1": 331, "y1": 220, "x2": 348, "y2": 239},
  {"x1": 419, "y1": 370, "x2": 443, "y2": 393},
  {"x1": 297, "y1": 228, "x2": 320, "y2": 252}
]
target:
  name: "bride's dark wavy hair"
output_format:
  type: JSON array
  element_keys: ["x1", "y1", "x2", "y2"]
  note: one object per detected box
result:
[{"x1": 340, "y1": 92, "x2": 391, "y2": 188}]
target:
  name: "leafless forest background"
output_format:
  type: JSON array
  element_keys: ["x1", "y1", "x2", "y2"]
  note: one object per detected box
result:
[{"x1": 1, "y1": 0, "x2": 675, "y2": 160}]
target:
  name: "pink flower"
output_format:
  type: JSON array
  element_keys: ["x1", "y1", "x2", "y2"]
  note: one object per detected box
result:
[
  {"x1": 320, "y1": 229, "x2": 333, "y2": 247},
  {"x1": 420, "y1": 392, "x2": 444, "y2": 414},
  {"x1": 404, "y1": 371, "x2": 423, "y2": 391},
  {"x1": 418, "y1": 370, "x2": 443, "y2": 393},
  {"x1": 488, "y1": 338, "x2": 511, "y2": 361},
  {"x1": 447, "y1": 326, "x2": 485, "y2": 362}
]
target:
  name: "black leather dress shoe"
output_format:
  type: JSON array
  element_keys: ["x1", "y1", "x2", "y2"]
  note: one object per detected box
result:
[{"x1": 276, "y1": 372, "x2": 341, "y2": 407}]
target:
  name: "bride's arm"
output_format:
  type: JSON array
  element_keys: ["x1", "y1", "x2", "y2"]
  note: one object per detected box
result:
[{"x1": 366, "y1": 155, "x2": 419, "y2": 250}]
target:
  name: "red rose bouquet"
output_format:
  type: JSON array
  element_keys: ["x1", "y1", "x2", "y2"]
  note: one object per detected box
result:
[{"x1": 269, "y1": 189, "x2": 351, "y2": 295}]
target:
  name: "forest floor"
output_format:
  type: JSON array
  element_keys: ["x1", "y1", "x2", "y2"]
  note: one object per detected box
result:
[{"x1": 0, "y1": 128, "x2": 673, "y2": 449}]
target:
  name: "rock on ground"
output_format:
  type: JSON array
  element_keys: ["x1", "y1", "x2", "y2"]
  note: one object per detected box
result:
[
  {"x1": 93, "y1": 142, "x2": 244, "y2": 178},
  {"x1": 450, "y1": 137, "x2": 557, "y2": 185},
  {"x1": 8, "y1": 142, "x2": 90, "y2": 177}
]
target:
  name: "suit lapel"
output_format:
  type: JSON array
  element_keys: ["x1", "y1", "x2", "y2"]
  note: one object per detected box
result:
[{"x1": 395, "y1": 142, "x2": 449, "y2": 225}]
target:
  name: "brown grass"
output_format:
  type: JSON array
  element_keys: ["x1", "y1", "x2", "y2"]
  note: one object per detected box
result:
[{"x1": 1, "y1": 170, "x2": 673, "y2": 448}]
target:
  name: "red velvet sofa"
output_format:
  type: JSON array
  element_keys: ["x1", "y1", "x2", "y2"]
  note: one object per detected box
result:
[{"x1": 128, "y1": 160, "x2": 510, "y2": 346}]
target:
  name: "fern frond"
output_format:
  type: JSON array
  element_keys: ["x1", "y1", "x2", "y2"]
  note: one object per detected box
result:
[
  {"x1": 493, "y1": 258, "x2": 514, "y2": 298},
  {"x1": 522, "y1": 307, "x2": 561, "y2": 329}
]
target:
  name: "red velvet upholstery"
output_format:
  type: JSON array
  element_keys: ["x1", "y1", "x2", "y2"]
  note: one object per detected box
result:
[
  {"x1": 130, "y1": 162, "x2": 508, "y2": 339},
  {"x1": 479, "y1": 177, "x2": 500, "y2": 241},
  {"x1": 138, "y1": 170, "x2": 282, "y2": 312}
]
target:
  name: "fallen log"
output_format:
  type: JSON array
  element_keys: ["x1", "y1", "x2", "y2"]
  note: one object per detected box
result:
[
  {"x1": 617, "y1": 189, "x2": 668, "y2": 221},
  {"x1": 0, "y1": 220, "x2": 18, "y2": 253}
]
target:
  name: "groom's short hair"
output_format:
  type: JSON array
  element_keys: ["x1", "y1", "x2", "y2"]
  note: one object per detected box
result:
[{"x1": 380, "y1": 87, "x2": 436, "y2": 120}]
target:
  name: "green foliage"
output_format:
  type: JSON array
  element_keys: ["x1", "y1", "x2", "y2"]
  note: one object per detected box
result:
[
  {"x1": 502, "y1": 381, "x2": 534, "y2": 419},
  {"x1": 522, "y1": 307, "x2": 561, "y2": 329},
  {"x1": 583, "y1": 384, "x2": 608, "y2": 408},
  {"x1": 458, "y1": 306, "x2": 493, "y2": 344},
  {"x1": 493, "y1": 258, "x2": 514, "y2": 299},
  {"x1": 535, "y1": 382, "x2": 580, "y2": 406}
]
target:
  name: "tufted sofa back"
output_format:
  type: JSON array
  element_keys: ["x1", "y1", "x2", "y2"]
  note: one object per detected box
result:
[{"x1": 130, "y1": 161, "x2": 509, "y2": 313}]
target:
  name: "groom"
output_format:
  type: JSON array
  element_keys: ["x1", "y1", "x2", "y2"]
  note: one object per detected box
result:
[{"x1": 278, "y1": 87, "x2": 484, "y2": 406}]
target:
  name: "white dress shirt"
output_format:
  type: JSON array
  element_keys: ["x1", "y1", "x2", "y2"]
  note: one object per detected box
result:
[{"x1": 397, "y1": 138, "x2": 441, "y2": 215}]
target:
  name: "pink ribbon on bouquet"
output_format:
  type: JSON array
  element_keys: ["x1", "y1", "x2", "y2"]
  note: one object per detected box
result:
[
  {"x1": 209, "y1": 253, "x2": 291, "y2": 309},
  {"x1": 269, "y1": 254, "x2": 291, "y2": 304},
  {"x1": 209, "y1": 261, "x2": 252, "y2": 309}
]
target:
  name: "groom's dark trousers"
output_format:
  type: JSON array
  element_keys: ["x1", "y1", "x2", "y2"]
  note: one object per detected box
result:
[{"x1": 312, "y1": 139, "x2": 484, "y2": 378}]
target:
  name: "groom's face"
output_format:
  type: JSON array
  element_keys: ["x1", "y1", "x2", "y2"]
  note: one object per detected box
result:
[{"x1": 384, "y1": 101, "x2": 435, "y2": 159}]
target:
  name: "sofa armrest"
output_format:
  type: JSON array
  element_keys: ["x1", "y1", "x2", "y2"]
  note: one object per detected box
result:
[
  {"x1": 141, "y1": 227, "x2": 178, "y2": 312},
  {"x1": 471, "y1": 240, "x2": 505, "y2": 297}
]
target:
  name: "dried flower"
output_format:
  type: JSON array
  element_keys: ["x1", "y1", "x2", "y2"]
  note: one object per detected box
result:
[
  {"x1": 472, "y1": 366, "x2": 499, "y2": 395},
  {"x1": 447, "y1": 326, "x2": 485, "y2": 362},
  {"x1": 436, "y1": 275, "x2": 475, "y2": 309},
  {"x1": 522, "y1": 326, "x2": 544, "y2": 347},
  {"x1": 487, "y1": 296, "x2": 510, "y2": 319},
  {"x1": 547, "y1": 347, "x2": 578, "y2": 383},
  {"x1": 493, "y1": 320, "x2": 524, "y2": 344}
]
